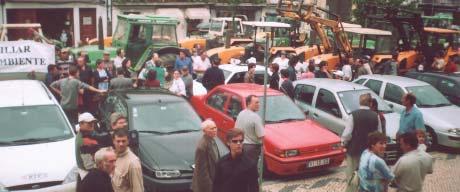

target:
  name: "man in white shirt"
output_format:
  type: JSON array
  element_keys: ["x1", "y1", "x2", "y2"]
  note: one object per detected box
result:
[
  {"x1": 342, "y1": 58, "x2": 353, "y2": 81},
  {"x1": 113, "y1": 48, "x2": 125, "y2": 69},
  {"x1": 273, "y1": 51, "x2": 290, "y2": 70},
  {"x1": 193, "y1": 51, "x2": 212, "y2": 78},
  {"x1": 362, "y1": 55, "x2": 373, "y2": 75},
  {"x1": 393, "y1": 132, "x2": 433, "y2": 192}
]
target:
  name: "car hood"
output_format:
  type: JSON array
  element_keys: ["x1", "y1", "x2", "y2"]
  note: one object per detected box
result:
[
  {"x1": 419, "y1": 105, "x2": 460, "y2": 130},
  {"x1": 264, "y1": 120, "x2": 340, "y2": 149},
  {"x1": 139, "y1": 131, "x2": 202, "y2": 171},
  {"x1": 0, "y1": 138, "x2": 76, "y2": 187},
  {"x1": 383, "y1": 112, "x2": 400, "y2": 140}
]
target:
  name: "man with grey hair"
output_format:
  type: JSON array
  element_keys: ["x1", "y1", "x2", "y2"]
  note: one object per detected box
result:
[
  {"x1": 80, "y1": 147, "x2": 117, "y2": 192},
  {"x1": 191, "y1": 119, "x2": 220, "y2": 192},
  {"x1": 342, "y1": 93, "x2": 382, "y2": 191}
]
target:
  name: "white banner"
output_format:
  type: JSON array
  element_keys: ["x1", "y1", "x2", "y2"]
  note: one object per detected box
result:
[{"x1": 0, "y1": 40, "x2": 55, "y2": 73}]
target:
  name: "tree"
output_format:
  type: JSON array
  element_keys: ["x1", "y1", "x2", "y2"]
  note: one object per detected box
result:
[{"x1": 352, "y1": 0, "x2": 418, "y2": 26}]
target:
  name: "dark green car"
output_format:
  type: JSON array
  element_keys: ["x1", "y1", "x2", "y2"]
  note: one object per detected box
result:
[{"x1": 98, "y1": 89, "x2": 228, "y2": 191}]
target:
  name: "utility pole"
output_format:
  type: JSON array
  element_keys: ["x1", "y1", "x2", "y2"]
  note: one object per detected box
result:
[{"x1": 106, "y1": 0, "x2": 112, "y2": 36}]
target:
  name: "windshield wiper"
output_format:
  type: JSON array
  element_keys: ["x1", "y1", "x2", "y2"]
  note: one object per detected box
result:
[
  {"x1": 165, "y1": 129, "x2": 199, "y2": 134},
  {"x1": 0, "y1": 141, "x2": 14, "y2": 145},
  {"x1": 10, "y1": 138, "x2": 54, "y2": 143},
  {"x1": 418, "y1": 103, "x2": 451, "y2": 108},
  {"x1": 138, "y1": 130, "x2": 166, "y2": 135}
]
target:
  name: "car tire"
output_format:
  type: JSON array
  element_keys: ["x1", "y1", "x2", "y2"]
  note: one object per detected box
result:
[{"x1": 426, "y1": 127, "x2": 438, "y2": 152}]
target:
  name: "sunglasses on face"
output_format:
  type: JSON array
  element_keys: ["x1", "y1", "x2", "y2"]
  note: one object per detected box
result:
[{"x1": 231, "y1": 139, "x2": 244, "y2": 144}]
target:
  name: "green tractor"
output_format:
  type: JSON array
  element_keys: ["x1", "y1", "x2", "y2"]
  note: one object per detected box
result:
[{"x1": 71, "y1": 14, "x2": 181, "y2": 71}]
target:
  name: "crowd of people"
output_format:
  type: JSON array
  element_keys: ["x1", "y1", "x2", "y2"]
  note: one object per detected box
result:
[{"x1": 342, "y1": 92, "x2": 433, "y2": 192}]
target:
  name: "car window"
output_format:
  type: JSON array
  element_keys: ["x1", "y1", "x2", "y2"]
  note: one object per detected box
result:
[
  {"x1": 354, "y1": 78, "x2": 366, "y2": 85},
  {"x1": 364, "y1": 79, "x2": 383, "y2": 95},
  {"x1": 383, "y1": 83, "x2": 405, "y2": 104},
  {"x1": 437, "y1": 79, "x2": 457, "y2": 96},
  {"x1": 207, "y1": 91, "x2": 228, "y2": 112},
  {"x1": 226, "y1": 95, "x2": 242, "y2": 119},
  {"x1": 254, "y1": 72, "x2": 265, "y2": 85},
  {"x1": 227, "y1": 72, "x2": 245, "y2": 84},
  {"x1": 316, "y1": 89, "x2": 342, "y2": 118},
  {"x1": 417, "y1": 75, "x2": 439, "y2": 86},
  {"x1": 294, "y1": 84, "x2": 316, "y2": 105}
]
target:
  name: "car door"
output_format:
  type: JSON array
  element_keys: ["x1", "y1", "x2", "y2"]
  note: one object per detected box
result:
[
  {"x1": 382, "y1": 82, "x2": 406, "y2": 113},
  {"x1": 437, "y1": 79, "x2": 460, "y2": 106},
  {"x1": 312, "y1": 88, "x2": 344, "y2": 135},
  {"x1": 203, "y1": 90, "x2": 230, "y2": 139},
  {"x1": 293, "y1": 84, "x2": 317, "y2": 118}
]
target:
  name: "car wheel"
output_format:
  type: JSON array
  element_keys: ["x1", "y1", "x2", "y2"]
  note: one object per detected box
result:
[{"x1": 426, "y1": 127, "x2": 437, "y2": 152}]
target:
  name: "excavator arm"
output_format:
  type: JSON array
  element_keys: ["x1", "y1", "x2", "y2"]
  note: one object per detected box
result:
[{"x1": 277, "y1": 0, "x2": 352, "y2": 56}]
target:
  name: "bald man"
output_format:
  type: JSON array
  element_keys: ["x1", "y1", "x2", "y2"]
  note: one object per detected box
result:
[{"x1": 191, "y1": 119, "x2": 220, "y2": 192}]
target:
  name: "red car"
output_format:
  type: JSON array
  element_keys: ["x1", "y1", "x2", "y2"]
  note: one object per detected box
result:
[{"x1": 191, "y1": 83, "x2": 345, "y2": 176}]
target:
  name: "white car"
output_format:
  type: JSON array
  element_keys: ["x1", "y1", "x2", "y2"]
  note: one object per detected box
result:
[
  {"x1": 293, "y1": 79, "x2": 400, "y2": 140},
  {"x1": 354, "y1": 75, "x2": 460, "y2": 149},
  {"x1": 0, "y1": 80, "x2": 77, "y2": 191},
  {"x1": 193, "y1": 63, "x2": 270, "y2": 95}
]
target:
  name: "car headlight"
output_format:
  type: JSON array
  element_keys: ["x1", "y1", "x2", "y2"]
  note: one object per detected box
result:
[
  {"x1": 284, "y1": 149, "x2": 299, "y2": 157},
  {"x1": 447, "y1": 128, "x2": 460, "y2": 135},
  {"x1": 0, "y1": 182, "x2": 9, "y2": 192},
  {"x1": 155, "y1": 170, "x2": 181, "y2": 179},
  {"x1": 62, "y1": 166, "x2": 78, "y2": 184},
  {"x1": 331, "y1": 143, "x2": 342, "y2": 150}
]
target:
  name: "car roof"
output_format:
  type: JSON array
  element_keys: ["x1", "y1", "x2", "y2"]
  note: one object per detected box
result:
[
  {"x1": 114, "y1": 89, "x2": 185, "y2": 105},
  {"x1": 358, "y1": 75, "x2": 430, "y2": 87},
  {"x1": 294, "y1": 78, "x2": 369, "y2": 92},
  {"x1": 217, "y1": 83, "x2": 282, "y2": 98},
  {"x1": 406, "y1": 71, "x2": 460, "y2": 83},
  {"x1": 242, "y1": 21, "x2": 291, "y2": 28},
  {"x1": 0, "y1": 80, "x2": 55, "y2": 107},
  {"x1": 219, "y1": 63, "x2": 266, "y2": 73}
]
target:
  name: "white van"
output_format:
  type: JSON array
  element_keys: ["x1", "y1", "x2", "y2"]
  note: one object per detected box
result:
[{"x1": 0, "y1": 80, "x2": 77, "y2": 191}]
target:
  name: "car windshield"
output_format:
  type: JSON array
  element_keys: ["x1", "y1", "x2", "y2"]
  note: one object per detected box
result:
[
  {"x1": 152, "y1": 24, "x2": 177, "y2": 45},
  {"x1": 338, "y1": 89, "x2": 393, "y2": 114},
  {"x1": 0, "y1": 105, "x2": 73, "y2": 146},
  {"x1": 257, "y1": 95, "x2": 306, "y2": 123},
  {"x1": 132, "y1": 102, "x2": 201, "y2": 134},
  {"x1": 113, "y1": 19, "x2": 128, "y2": 41},
  {"x1": 406, "y1": 85, "x2": 452, "y2": 108}
]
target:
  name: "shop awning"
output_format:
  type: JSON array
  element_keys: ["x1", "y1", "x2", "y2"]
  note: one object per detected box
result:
[
  {"x1": 155, "y1": 8, "x2": 185, "y2": 20},
  {"x1": 185, "y1": 8, "x2": 210, "y2": 20}
]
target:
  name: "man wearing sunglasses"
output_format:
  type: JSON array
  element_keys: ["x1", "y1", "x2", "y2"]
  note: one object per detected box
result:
[{"x1": 213, "y1": 129, "x2": 259, "y2": 192}]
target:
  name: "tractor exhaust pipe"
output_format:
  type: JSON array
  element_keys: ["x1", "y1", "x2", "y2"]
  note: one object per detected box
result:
[{"x1": 98, "y1": 16, "x2": 104, "y2": 50}]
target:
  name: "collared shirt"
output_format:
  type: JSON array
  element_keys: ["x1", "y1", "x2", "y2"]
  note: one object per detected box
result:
[
  {"x1": 112, "y1": 148, "x2": 144, "y2": 192},
  {"x1": 235, "y1": 109, "x2": 264, "y2": 144},
  {"x1": 174, "y1": 56, "x2": 193, "y2": 74},
  {"x1": 114, "y1": 56, "x2": 125, "y2": 69},
  {"x1": 169, "y1": 78, "x2": 186, "y2": 96},
  {"x1": 273, "y1": 57, "x2": 289, "y2": 70},
  {"x1": 393, "y1": 149, "x2": 433, "y2": 192},
  {"x1": 193, "y1": 57, "x2": 211, "y2": 72},
  {"x1": 342, "y1": 64, "x2": 352, "y2": 81},
  {"x1": 358, "y1": 149, "x2": 394, "y2": 192},
  {"x1": 398, "y1": 106, "x2": 425, "y2": 134},
  {"x1": 341, "y1": 106, "x2": 382, "y2": 145}
]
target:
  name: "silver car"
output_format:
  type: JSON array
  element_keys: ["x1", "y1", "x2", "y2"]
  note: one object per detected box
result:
[
  {"x1": 293, "y1": 79, "x2": 400, "y2": 140},
  {"x1": 354, "y1": 75, "x2": 460, "y2": 149}
]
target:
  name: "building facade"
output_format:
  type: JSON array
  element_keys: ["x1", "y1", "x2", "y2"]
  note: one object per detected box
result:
[{"x1": 1, "y1": 0, "x2": 109, "y2": 47}]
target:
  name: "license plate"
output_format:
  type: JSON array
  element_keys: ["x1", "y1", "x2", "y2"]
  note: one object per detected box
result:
[{"x1": 307, "y1": 158, "x2": 330, "y2": 168}]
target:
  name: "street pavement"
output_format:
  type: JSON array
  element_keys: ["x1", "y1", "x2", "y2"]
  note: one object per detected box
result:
[{"x1": 262, "y1": 147, "x2": 460, "y2": 192}]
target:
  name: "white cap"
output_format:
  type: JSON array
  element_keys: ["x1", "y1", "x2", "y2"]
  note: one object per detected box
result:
[
  {"x1": 78, "y1": 112, "x2": 97, "y2": 123},
  {"x1": 247, "y1": 57, "x2": 256, "y2": 64}
]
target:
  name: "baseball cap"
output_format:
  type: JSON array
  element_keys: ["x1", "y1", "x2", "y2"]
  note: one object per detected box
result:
[
  {"x1": 110, "y1": 112, "x2": 125, "y2": 125},
  {"x1": 78, "y1": 112, "x2": 97, "y2": 123},
  {"x1": 103, "y1": 50, "x2": 110, "y2": 55}
]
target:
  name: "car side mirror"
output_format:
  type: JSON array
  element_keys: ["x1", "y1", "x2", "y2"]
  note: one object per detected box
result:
[
  {"x1": 304, "y1": 110, "x2": 309, "y2": 116},
  {"x1": 129, "y1": 130, "x2": 139, "y2": 147},
  {"x1": 389, "y1": 104, "x2": 394, "y2": 108}
]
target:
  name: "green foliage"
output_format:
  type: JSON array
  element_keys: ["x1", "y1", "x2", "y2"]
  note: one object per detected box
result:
[{"x1": 352, "y1": 0, "x2": 418, "y2": 26}]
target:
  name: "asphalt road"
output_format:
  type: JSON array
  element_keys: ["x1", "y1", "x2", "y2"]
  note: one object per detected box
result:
[{"x1": 262, "y1": 147, "x2": 460, "y2": 192}]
